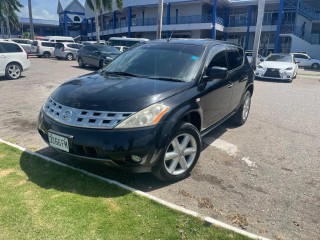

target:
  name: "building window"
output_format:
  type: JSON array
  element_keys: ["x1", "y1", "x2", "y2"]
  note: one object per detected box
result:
[{"x1": 74, "y1": 16, "x2": 81, "y2": 22}]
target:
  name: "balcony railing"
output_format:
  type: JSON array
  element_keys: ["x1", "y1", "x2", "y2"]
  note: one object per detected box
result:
[{"x1": 91, "y1": 14, "x2": 224, "y2": 32}]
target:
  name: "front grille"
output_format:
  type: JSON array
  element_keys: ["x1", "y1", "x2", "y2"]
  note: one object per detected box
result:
[
  {"x1": 264, "y1": 68, "x2": 281, "y2": 78},
  {"x1": 43, "y1": 97, "x2": 134, "y2": 129}
]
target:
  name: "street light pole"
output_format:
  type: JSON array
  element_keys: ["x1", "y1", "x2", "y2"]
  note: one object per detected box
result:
[
  {"x1": 28, "y1": 0, "x2": 34, "y2": 40},
  {"x1": 156, "y1": 0, "x2": 164, "y2": 39},
  {"x1": 251, "y1": 0, "x2": 266, "y2": 69}
]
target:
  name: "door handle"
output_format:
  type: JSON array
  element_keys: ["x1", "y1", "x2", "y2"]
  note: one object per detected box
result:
[{"x1": 227, "y1": 81, "x2": 233, "y2": 88}]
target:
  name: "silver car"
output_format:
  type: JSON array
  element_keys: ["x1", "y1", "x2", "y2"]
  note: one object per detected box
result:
[
  {"x1": 10, "y1": 38, "x2": 33, "y2": 53},
  {"x1": 54, "y1": 42, "x2": 83, "y2": 61}
]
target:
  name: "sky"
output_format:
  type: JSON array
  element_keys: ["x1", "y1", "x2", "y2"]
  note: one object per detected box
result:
[{"x1": 18, "y1": 0, "x2": 86, "y2": 20}]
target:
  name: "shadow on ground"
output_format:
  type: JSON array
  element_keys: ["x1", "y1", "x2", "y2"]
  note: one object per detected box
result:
[{"x1": 19, "y1": 150, "x2": 130, "y2": 198}]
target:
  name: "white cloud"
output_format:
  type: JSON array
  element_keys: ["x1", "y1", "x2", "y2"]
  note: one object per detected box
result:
[{"x1": 18, "y1": 7, "x2": 58, "y2": 20}]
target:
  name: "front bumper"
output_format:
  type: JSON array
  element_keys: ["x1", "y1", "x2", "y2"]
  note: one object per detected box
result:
[
  {"x1": 38, "y1": 111, "x2": 166, "y2": 173},
  {"x1": 255, "y1": 68, "x2": 294, "y2": 80}
]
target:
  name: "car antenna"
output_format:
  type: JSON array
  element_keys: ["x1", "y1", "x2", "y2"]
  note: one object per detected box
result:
[{"x1": 167, "y1": 29, "x2": 175, "y2": 42}]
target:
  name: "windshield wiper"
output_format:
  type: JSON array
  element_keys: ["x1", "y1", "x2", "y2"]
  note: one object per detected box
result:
[
  {"x1": 104, "y1": 71, "x2": 144, "y2": 78},
  {"x1": 147, "y1": 77, "x2": 186, "y2": 82}
]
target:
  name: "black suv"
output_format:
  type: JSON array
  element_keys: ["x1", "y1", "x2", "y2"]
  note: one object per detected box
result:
[
  {"x1": 77, "y1": 44, "x2": 120, "y2": 68},
  {"x1": 38, "y1": 39, "x2": 254, "y2": 182}
]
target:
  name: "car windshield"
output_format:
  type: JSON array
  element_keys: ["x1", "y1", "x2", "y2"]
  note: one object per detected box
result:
[
  {"x1": 265, "y1": 55, "x2": 292, "y2": 63},
  {"x1": 94, "y1": 45, "x2": 120, "y2": 54},
  {"x1": 104, "y1": 43, "x2": 205, "y2": 82}
]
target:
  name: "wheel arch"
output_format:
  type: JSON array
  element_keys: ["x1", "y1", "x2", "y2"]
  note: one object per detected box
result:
[{"x1": 6, "y1": 61, "x2": 23, "y2": 72}]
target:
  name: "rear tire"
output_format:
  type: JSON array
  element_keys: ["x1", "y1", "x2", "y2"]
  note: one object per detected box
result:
[
  {"x1": 152, "y1": 122, "x2": 201, "y2": 182},
  {"x1": 43, "y1": 52, "x2": 51, "y2": 58},
  {"x1": 230, "y1": 91, "x2": 251, "y2": 125},
  {"x1": 311, "y1": 63, "x2": 320, "y2": 70},
  {"x1": 5, "y1": 63, "x2": 22, "y2": 80},
  {"x1": 66, "y1": 53, "x2": 73, "y2": 61}
]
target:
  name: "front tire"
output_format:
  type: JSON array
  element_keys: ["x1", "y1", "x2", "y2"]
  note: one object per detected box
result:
[
  {"x1": 78, "y1": 58, "x2": 84, "y2": 68},
  {"x1": 231, "y1": 91, "x2": 251, "y2": 125},
  {"x1": 6, "y1": 63, "x2": 22, "y2": 80},
  {"x1": 152, "y1": 122, "x2": 201, "y2": 182}
]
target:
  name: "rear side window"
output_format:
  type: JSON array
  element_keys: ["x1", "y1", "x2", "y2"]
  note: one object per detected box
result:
[
  {"x1": 32, "y1": 41, "x2": 38, "y2": 46},
  {"x1": 42, "y1": 42, "x2": 55, "y2": 47},
  {"x1": 0, "y1": 42, "x2": 23, "y2": 53},
  {"x1": 227, "y1": 48, "x2": 244, "y2": 71},
  {"x1": 55, "y1": 43, "x2": 64, "y2": 49}
]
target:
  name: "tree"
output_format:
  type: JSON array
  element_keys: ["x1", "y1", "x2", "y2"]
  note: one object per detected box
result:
[
  {"x1": 28, "y1": 0, "x2": 34, "y2": 40},
  {"x1": 86, "y1": 0, "x2": 123, "y2": 44},
  {"x1": 0, "y1": 6, "x2": 21, "y2": 38},
  {"x1": 0, "y1": 0, "x2": 23, "y2": 38}
]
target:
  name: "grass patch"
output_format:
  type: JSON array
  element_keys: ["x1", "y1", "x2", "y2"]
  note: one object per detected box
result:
[{"x1": 0, "y1": 143, "x2": 249, "y2": 240}]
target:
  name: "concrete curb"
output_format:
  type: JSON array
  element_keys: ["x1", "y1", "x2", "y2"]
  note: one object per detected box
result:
[{"x1": 0, "y1": 138, "x2": 269, "y2": 240}]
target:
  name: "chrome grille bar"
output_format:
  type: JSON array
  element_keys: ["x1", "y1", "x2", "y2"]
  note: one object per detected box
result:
[{"x1": 43, "y1": 97, "x2": 134, "y2": 129}]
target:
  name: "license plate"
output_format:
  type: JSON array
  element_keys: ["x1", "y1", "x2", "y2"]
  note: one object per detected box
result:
[{"x1": 48, "y1": 132, "x2": 70, "y2": 152}]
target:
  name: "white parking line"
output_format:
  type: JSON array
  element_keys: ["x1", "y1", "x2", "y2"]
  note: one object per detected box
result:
[
  {"x1": 203, "y1": 137, "x2": 238, "y2": 156},
  {"x1": 0, "y1": 138, "x2": 268, "y2": 240}
]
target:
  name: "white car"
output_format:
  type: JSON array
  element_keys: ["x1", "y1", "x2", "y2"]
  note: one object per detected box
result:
[
  {"x1": 10, "y1": 38, "x2": 33, "y2": 53},
  {"x1": 114, "y1": 46, "x2": 130, "y2": 52},
  {"x1": 292, "y1": 53, "x2": 320, "y2": 70},
  {"x1": 245, "y1": 51, "x2": 265, "y2": 65},
  {"x1": 0, "y1": 40, "x2": 31, "y2": 79},
  {"x1": 31, "y1": 40, "x2": 56, "y2": 58},
  {"x1": 255, "y1": 54, "x2": 298, "y2": 82}
]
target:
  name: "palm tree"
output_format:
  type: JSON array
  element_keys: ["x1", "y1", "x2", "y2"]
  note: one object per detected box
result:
[
  {"x1": 0, "y1": 6, "x2": 21, "y2": 38},
  {"x1": 86, "y1": 0, "x2": 123, "y2": 43},
  {"x1": 28, "y1": 0, "x2": 34, "y2": 40},
  {"x1": 0, "y1": 0, "x2": 23, "y2": 38}
]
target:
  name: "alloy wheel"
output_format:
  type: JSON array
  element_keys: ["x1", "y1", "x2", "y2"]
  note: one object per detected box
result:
[
  {"x1": 67, "y1": 54, "x2": 73, "y2": 61},
  {"x1": 8, "y1": 65, "x2": 21, "y2": 79},
  {"x1": 164, "y1": 133, "x2": 197, "y2": 176}
]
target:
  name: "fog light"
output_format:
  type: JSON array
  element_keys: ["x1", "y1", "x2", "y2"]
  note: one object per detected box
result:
[{"x1": 131, "y1": 155, "x2": 142, "y2": 163}]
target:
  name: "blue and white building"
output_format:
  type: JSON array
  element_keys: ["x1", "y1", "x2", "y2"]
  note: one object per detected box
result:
[
  {"x1": 84, "y1": 0, "x2": 320, "y2": 58},
  {"x1": 57, "y1": 0, "x2": 86, "y2": 37}
]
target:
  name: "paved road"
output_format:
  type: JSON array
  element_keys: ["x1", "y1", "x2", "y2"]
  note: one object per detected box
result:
[{"x1": 1, "y1": 57, "x2": 319, "y2": 240}]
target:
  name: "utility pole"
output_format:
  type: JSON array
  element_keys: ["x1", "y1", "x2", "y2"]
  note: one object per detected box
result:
[
  {"x1": 28, "y1": 0, "x2": 34, "y2": 40},
  {"x1": 251, "y1": 0, "x2": 265, "y2": 69},
  {"x1": 156, "y1": 0, "x2": 164, "y2": 39}
]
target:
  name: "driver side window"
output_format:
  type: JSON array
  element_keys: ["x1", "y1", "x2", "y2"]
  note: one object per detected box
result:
[{"x1": 208, "y1": 51, "x2": 228, "y2": 69}]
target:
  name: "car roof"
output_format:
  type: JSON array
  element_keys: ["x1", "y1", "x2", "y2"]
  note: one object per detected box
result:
[{"x1": 149, "y1": 39, "x2": 240, "y2": 48}]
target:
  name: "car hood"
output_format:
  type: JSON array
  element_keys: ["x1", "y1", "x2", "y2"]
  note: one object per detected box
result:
[
  {"x1": 50, "y1": 72, "x2": 190, "y2": 112},
  {"x1": 259, "y1": 61, "x2": 295, "y2": 69}
]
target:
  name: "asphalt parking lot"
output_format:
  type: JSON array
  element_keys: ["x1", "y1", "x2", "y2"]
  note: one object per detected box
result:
[{"x1": 0, "y1": 56, "x2": 319, "y2": 240}]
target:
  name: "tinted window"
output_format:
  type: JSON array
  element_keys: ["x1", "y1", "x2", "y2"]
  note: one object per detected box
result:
[
  {"x1": 265, "y1": 54, "x2": 292, "y2": 63},
  {"x1": 12, "y1": 39, "x2": 26, "y2": 44},
  {"x1": 294, "y1": 54, "x2": 308, "y2": 59},
  {"x1": 94, "y1": 45, "x2": 120, "y2": 54},
  {"x1": 227, "y1": 49, "x2": 243, "y2": 70},
  {"x1": 0, "y1": 42, "x2": 23, "y2": 53},
  {"x1": 105, "y1": 43, "x2": 205, "y2": 82},
  {"x1": 32, "y1": 41, "x2": 38, "y2": 46},
  {"x1": 55, "y1": 43, "x2": 64, "y2": 49},
  {"x1": 208, "y1": 51, "x2": 228, "y2": 69},
  {"x1": 85, "y1": 46, "x2": 97, "y2": 52},
  {"x1": 42, "y1": 42, "x2": 55, "y2": 47}
]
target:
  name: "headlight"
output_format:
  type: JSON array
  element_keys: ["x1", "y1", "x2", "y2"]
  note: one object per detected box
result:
[
  {"x1": 115, "y1": 103, "x2": 170, "y2": 129},
  {"x1": 257, "y1": 65, "x2": 264, "y2": 69},
  {"x1": 285, "y1": 67, "x2": 293, "y2": 70}
]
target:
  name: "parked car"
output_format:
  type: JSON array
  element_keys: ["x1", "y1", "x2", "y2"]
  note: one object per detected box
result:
[
  {"x1": 245, "y1": 51, "x2": 265, "y2": 65},
  {"x1": 255, "y1": 53, "x2": 298, "y2": 82},
  {"x1": 10, "y1": 38, "x2": 33, "y2": 53},
  {"x1": 292, "y1": 53, "x2": 320, "y2": 70},
  {"x1": 114, "y1": 46, "x2": 130, "y2": 52},
  {"x1": 42, "y1": 36, "x2": 75, "y2": 43},
  {"x1": 0, "y1": 40, "x2": 30, "y2": 79},
  {"x1": 77, "y1": 45, "x2": 120, "y2": 68},
  {"x1": 82, "y1": 40, "x2": 106, "y2": 45},
  {"x1": 54, "y1": 42, "x2": 83, "y2": 61},
  {"x1": 38, "y1": 39, "x2": 254, "y2": 182},
  {"x1": 31, "y1": 40, "x2": 56, "y2": 58}
]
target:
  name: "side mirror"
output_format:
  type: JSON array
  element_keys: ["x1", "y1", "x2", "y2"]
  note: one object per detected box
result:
[{"x1": 205, "y1": 66, "x2": 228, "y2": 81}]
